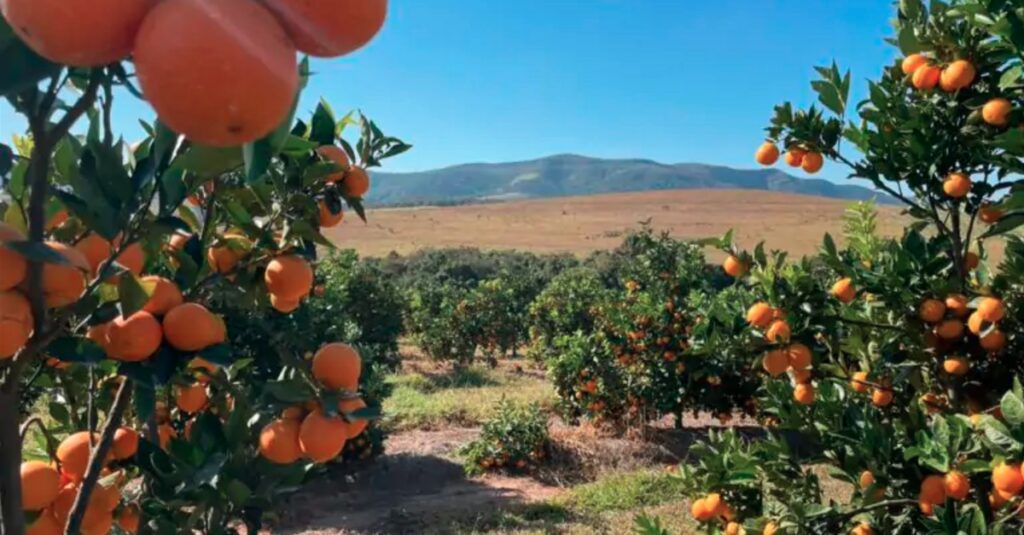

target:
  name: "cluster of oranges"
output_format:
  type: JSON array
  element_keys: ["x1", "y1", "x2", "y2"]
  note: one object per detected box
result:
[
  {"x1": 20, "y1": 428, "x2": 141, "y2": 535},
  {"x1": 915, "y1": 470, "x2": 971, "y2": 515},
  {"x1": 901, "y1": 54, "x2": 975, "y2": 92},
  {"x1": 747, "y1": 302, "x2": 816, "y2": 404},
  {"x1": 1, "y1": 0, "x2": 387, "y2": 147},
  {"x1": 258, "y1": 343, "x2": 369, "y2": 465},
  {"x1": 690, "y1": 492, "x2": 770, "y2": 535},
  {"x1": 319, "y1": 144, "x2": 372, "y2": 204},
  {"x1": 754, "y1": 141, "x2": 824, "y2": 175},
  {"x1": 915, "y1": 294, "x2": 1006, "y2": 378}
]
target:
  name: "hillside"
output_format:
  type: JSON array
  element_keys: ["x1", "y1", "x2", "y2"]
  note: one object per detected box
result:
[
  {"x1": 368, "y1": 154, "x2": 894, "y2": 206},
  {"x1": 326, "y1": 189, "x2": 910, "y2": 259}
]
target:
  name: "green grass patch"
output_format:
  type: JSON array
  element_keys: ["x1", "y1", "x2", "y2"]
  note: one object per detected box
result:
[
  {"x1": 561, "y1": 470, "x2": 686, "y2": 514},
  {"x1": 383, "y1": 366, "x2": 555, "y2": 431}
]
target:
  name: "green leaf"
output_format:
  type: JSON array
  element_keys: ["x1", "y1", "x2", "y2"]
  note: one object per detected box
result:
[
  {"x1": 133, "y1": 382, "x2": 156, "y2": 426},
  {"x1": 223, "y1": 479, "x2": 252, "y2": 507},
  {"x1": 172, "y1": 145, "x2": 242, "y2": 176},
  {"x1": 52, "y1": 189, "x2": 119, "y2": 240},
  {"x1": 198, "y1": 344, "x2": 233, "y2": 366},
  {"x1": 46, "y1": 336, "x2": 106, "y2": 363},
  {"x1": 897, "y1": 24, "x2": 923, "y2": 55},
  {"x1": 243, "y1": 137, "x2": 273, "y2": 183},
  {"x1": 4, "y1": 240, "x2": 72, "y2": 265},
  {"x1": 0, "y1": 18, "x2": 60, "y2": 97},
  {"x1": 310, "y1": 100, "x2": 337, "y2": 146},
  {"x1": 1002, "y1": 391, "x2": 1024, "y2": 426}
]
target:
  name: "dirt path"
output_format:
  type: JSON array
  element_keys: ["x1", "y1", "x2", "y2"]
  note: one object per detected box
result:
[{"x1": 274, "y1": 428, "x2": 564, "y2": 535}]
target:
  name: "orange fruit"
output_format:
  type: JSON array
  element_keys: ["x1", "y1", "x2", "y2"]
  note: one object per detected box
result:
[
  {"x1": 725, "y1": 522, "x2": 742, "y2": 535},
  {"x1": 901, "y1": 53, "x2": 929, "y2": 75},
  {"x1": 762, "y1": 350, "x2": 789, "y2": 377},
  {"x1": 20, "y1": 461, "x2": 60, "y2": 511},
  {"x1": 26, "y1": 511, "x2": 61, "y2": 535},
  {"x1": 943, "y1": 357, "x2": 969, "y2": 376},
  {"x1": 0, "y1": 290, "x2": 33, "y2": 359},
  {"x1": 871, "y1": 388, "x2": 893, "y2": 407},
  {"x1": 106, "y1": 311, "x2": 163, "y2": 362},
  {"x1": 690, "y1": 497, "x2": 714, "y2": 521},
  {"x1": 793, "y1": 382, "x2": 815, "y2": 405},
  {"x1": 851, "y1": 523, "x2": 874, "y2": 535},
  {"x1": 117, "y1": 242, "x2": 145, "y2": 276},
  {"x1": 206, "y1": 233, "x2": 250, "y2": 274},
  {"x1": 850, "y1": 371, "x2": 870, "y2": 393},
  {"x1": 158, "y1": 423, "x2": 175, "y2": 449},
  {"x1": 935, "y1": 319, "x2": 964, "y2": 340},
  {"x1": 41, "y1": 241, "x2": 89, "y2": 307},
  {"x1": 188, "y1": 357, "x2": 219, "y2": 384},
  {"x1": 112, "y1": 427, "x2": 139, "y2": 460},
  {"x1": 57, "y1": 431, "x2": 100, "y2": 481},
  {"x1": 859, "y1": 470, "x2": 875, "y2": 490},
  {"x1": 263, "y1": 0, "x2": 387, "y2": 58},
  {"x1": 341, "y1": 167, "x2": 371, "y2": 198},
  {"x1": 703, "y1": 493, "x2": 724, "y2": 517},
  {"x1": 317, "y1": 145, "x2": 351, "y2": 183},
  {"x1": 338, "y1": 397, "x2": 369, "y2": 438},
  {"x1": 912, "y1": 64, "x2": 941, "y2": 90},
  {"x1": 141, "y1": 276, "x2": 184, "y2": 316},
  {"x1": 943, "y1": 172, "x2": 971, "y2": 198},
  {"x1": 801, "y1": 152, "x2": 824, "y2": 174},
  {"x1": 755, "y1": 142, "x2": 780, "y2": 165},
  {"x1": 945, "y1": 471, "x2": 971, "y2": 500},
  {"x1": 993, "y1": 463, "x2": 1024, "y2": 495},
  {"x1": 939, "y1": 60, "x2": 975, "y2": 92},
  {"x1": 983, "y1": 98, "x2": 1013, "y2": 127},
  {"x1": 920, "y1": 474, "x2": 946, "y2": 505},
  {"x1": 978, "y1": 297, "x2": 1005, "y2": 322},
  {"x1": 118, "y1": 505, "x2": 140, "y2": 534},
  {"x1": 945, "y1": 294, "x2": 969, "y2": 318},
  {"x1": 163, "y1": 303, "x2": 224, "y2": 351},
  {"x1": 74, "y1": 235, "x2": 112, "y2": 275},
  {"x1": 787, "y1": 343, "x2": 813, "y2": 371},
  {"x1": 0, "y1": 0, "x2": 155, "y2": 66},
  {"x1": 270, "y1": 294, "x2": 301, "y2": 314},
  {"x1": 980, "y1": 329, "x2": 1006, "y2": 352},
  {"x1": 965, "y1": 251, "x2": 980, "y2": 271},
  {"x1": 765, "y1": 320, "x2": 791, "y2": 343},
  {"x1": 745, "y1": 302, "x2": 773, "y2": 328},
  {"x1": 134, "y1": 0, "x2": 298, "y2": 147},
  {"x1": 167, "y1": 232, "x2": 190, "y2": 252},
  {"x1": 980, "y1": 204, "x2": 1003, "y2": 224},
  {"x1": 723, "y1": 255, "x2": 746, "y2": 278},
  {"x1": 918, "y1": 299, "x2": 945, "y2": 323},
  {"x1": 763, "y1": 522, "x2": 779, "y2": 535},
  {"x1": 312, "y1": 343, "x2": 362, "y2": 391},
  {"x1": 831, "y1": 278, "x2": 855, "y2": 304},
  {"x1": 968, "y1": 311, "x2": 986, "y2": 335},
  {"x1": 259, "y1": 418, "x2": 302, "y2": 464},
  {"x1": 319, "y1": 201, "x2": 344, "y2": 228},
  {"x1": 784, "y1": 148, "x2": 805, "y2": 167},
  {"x1": 175, "y1": 383, "x2": 208, "y2": 414},
  {"x1": 0, "y1": 223, "x2": 27, "y2": 291},
  {"x1": 264, "y1": 255, "x2": 314, "y2": 300},
  {"x1": 298, "y1": 410, "x2": 349, "y2": 463}
]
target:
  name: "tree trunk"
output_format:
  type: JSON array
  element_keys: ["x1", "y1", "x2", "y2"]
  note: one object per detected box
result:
[{"x1": 0, "y1": 389, "x2": 25, "y2": 535}]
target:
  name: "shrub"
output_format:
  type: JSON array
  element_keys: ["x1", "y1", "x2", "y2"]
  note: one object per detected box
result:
[
  {"x1": 528, "y1": 266, "x2": 612, "y2": 362},
  {"x1": 460, "y1": 399, "x2": 550, "y2": 475}
]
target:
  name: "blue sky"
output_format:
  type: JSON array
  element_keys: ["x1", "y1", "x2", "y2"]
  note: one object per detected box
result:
[{"x1": 1, "y1": 0, "x2": 896, "y2": 181}]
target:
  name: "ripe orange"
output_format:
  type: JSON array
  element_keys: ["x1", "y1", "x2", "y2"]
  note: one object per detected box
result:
[
  {"x1": 983, "y1": 98, "x2": 1012, "y2": 127},
  {"x1": 935, "y1": 319, "x2": 964, "y2": 340},
  {"x1": 787, "y1": 343, "x2": 812, "y2": 371},
  {"x1": 967, "y1": 311, "x2": 985, "y2": 335},
  {"x1": 801, "y1": 152, "x2": 824, "y2": 174},
  {"x1": 725, "y1": 522, "x2": 742, "y2": 535},
  {"x1": 912, "y1": 64, "x2": 941, "y2": 90},
  {"x1": 0, "y1": 0, "x2": 155, "y2": 66},
  {"x1": 943, "y1": 172, "x2": 972, "y2": 198},
  {"x1": 918, "y1": 299, "x2": 945, "y2": 323},
  {"x1": 979, "y1": 203, "x2": 1003, "y2": 224},
  {"x1": 784, "y1": 148, "x2": 805, "y2": 167},
  {"x1": 871, "y1": 388, "x2": 894, "y2": 407},
  {"x1": 992, "y1": 463, "x2": 1024, "y2": 495},
  {"x1": 945, "y1": 471, "x2": 971, "y2": 500},
  {"x1": 270, "y1": 294, "x2": 301, "y2": 314},
  {"x1": 0, "y1": 290, "x2": 33, "y2": 359},
  {"x1": 338, "y1": 397, "x2": 369, "y2": 438},
  {"x1": 859, "y1": 470, "x2": 875, "y2": 490},
  {"x1": 722, "y1": 255, "x2": 746, "y2": 278},
  {"x1": 20, "y1": 461, "x2": 60, "y2": 511},
  {"x1": 312, "y1": 343, "x2": 362, "y2": 391},
  {"x1": 0, "y1": 223, "x2": 27, "y2": 291},
  {"x1": 690, "y1": 497, "x2": 714, "y2": 521},
  {"x1": 163, "y1": 303, "x2": 224, "y2": 351},
  {"x1": 746, "y1": 302, "x2": 773, "y2": 328},
  {"x1": 74, "y1": 235, "x2": 112, "y2": 275},
  {"x1": 175, "y1": 383, "x2": 208, "y2": 414},
  {"x1": 831, "y1": 278, "x2": 855, "y2": 304},
  {"x1": 762, "y1": 350, "x2": 788, "y2": 377},
  {"x1": 939, "y1": 60, "x2": 975, "y2": 92},
  {"x1": 341, "y1": 167, "x2": 371, "y2": 198},
  {"x1": 850, "y1": 371, "x2": 870, "y2": 393},
  {"x1": 978, "y1": 297, "x2": 1005, "y2": 322},
  {"x1": 117, "y1": 242, "x2": 145, "y2": 276},
  {"x1": 141, "y1": 276, "x2": 184, "y2": 316},
  {"x1": 755, "y1": 142, "x2": 780, "y2": 165},
  {"x1": 765, "y1": 320, "x2": 791, "y2": 343},
  {"x1": 317, "y1": 145, "x2": 351, "y2": 183},
  {"x1": 943, "y1": 357, "x2": 969, "y2": 376},
  {"x1": 945, "y1": 294, "x2": 969, "y2": 318},
  {"x1": 106, "y1": 311, "x2": 163, "y2": 362},
  {"x1": 118, "y1": 505, "x2": 140, "y2": 534},
  {"x1": 851, "y1": 523, "x2": 875, "y2": 535},
  {"x1": 793, "y1": 383, "x2": 815, "y2": 405},
  {"x1": 134, "y1": 0, "x2": 299, "y2": 147},
  {"x1": 298, "y1": 410, "x2": 349, "y2": 463},
  {"x1": 965, "y1": 251, "x2": 980, "y2": 271},
  {"x1": 980, "y1": 329, "x2": 1006, "y2": 352},
  {"x1": 259, "y1": 418, "x2": 302, "y2": 464},
  {"x1": 265, "y1": 255, "x2": 314, "y2": 300},
  {"x1": 901, "y1": 53, "x2": 929, "y2": 75},
  {"x1": 112, "y1": 427, "x2": 139, "y2": 460},
  {"x1": 920, "y1": 474, "x2": 946, "y2": 505},
  {"x1": 319, "y1": 201, "x2": 345, "y2": 228},
  {"x1": 263, "y1": 0, "x2": 387, "y2": 57},
  {"x1": 41, "y1": 241, "x2": 89, "y2": 307},
  {"x1": 26, "y1": 511, "x2": 61, "y2": 535},
  {"x1": 57, "y1": 431, "x2": 100, "y2": 481},
  {"x1": 167, "y1": 232, "x2": 190, "y2": 252},
  {"x1": 703, "y1": 493, "x2": 724, "y2": 518}
]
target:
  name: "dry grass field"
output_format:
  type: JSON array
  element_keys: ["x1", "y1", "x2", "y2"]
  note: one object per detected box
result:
[{"x1": 326, "y1": 189, "x2": 911, "y2": 259}]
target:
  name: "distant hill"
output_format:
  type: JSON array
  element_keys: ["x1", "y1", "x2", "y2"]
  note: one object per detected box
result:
[{"x1": 367, "y1": 154, "x2": 894, "y2": 206}]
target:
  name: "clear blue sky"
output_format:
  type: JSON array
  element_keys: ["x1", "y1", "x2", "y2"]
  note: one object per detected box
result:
[{"x1": 1, "y1": 0, "x2": 896, "y2": 181}]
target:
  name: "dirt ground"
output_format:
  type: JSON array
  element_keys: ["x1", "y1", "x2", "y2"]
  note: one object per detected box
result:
[{"x1": 325, "y1": 189, "x2": 910, "y2": 260}]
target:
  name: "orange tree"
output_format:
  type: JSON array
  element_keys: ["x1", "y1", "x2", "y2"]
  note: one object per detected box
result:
[
  {"x1": 0, "y1": 0, "x2": 406, "y2": 533},
  {"x1": 672, "y1": 0, "x2": 1024, "y2": 533}
]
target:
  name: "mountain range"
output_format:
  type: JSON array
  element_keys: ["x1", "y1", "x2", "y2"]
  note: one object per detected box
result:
[{"x1": 367, "y1": 154, "x2": 893, "y2": 206}]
